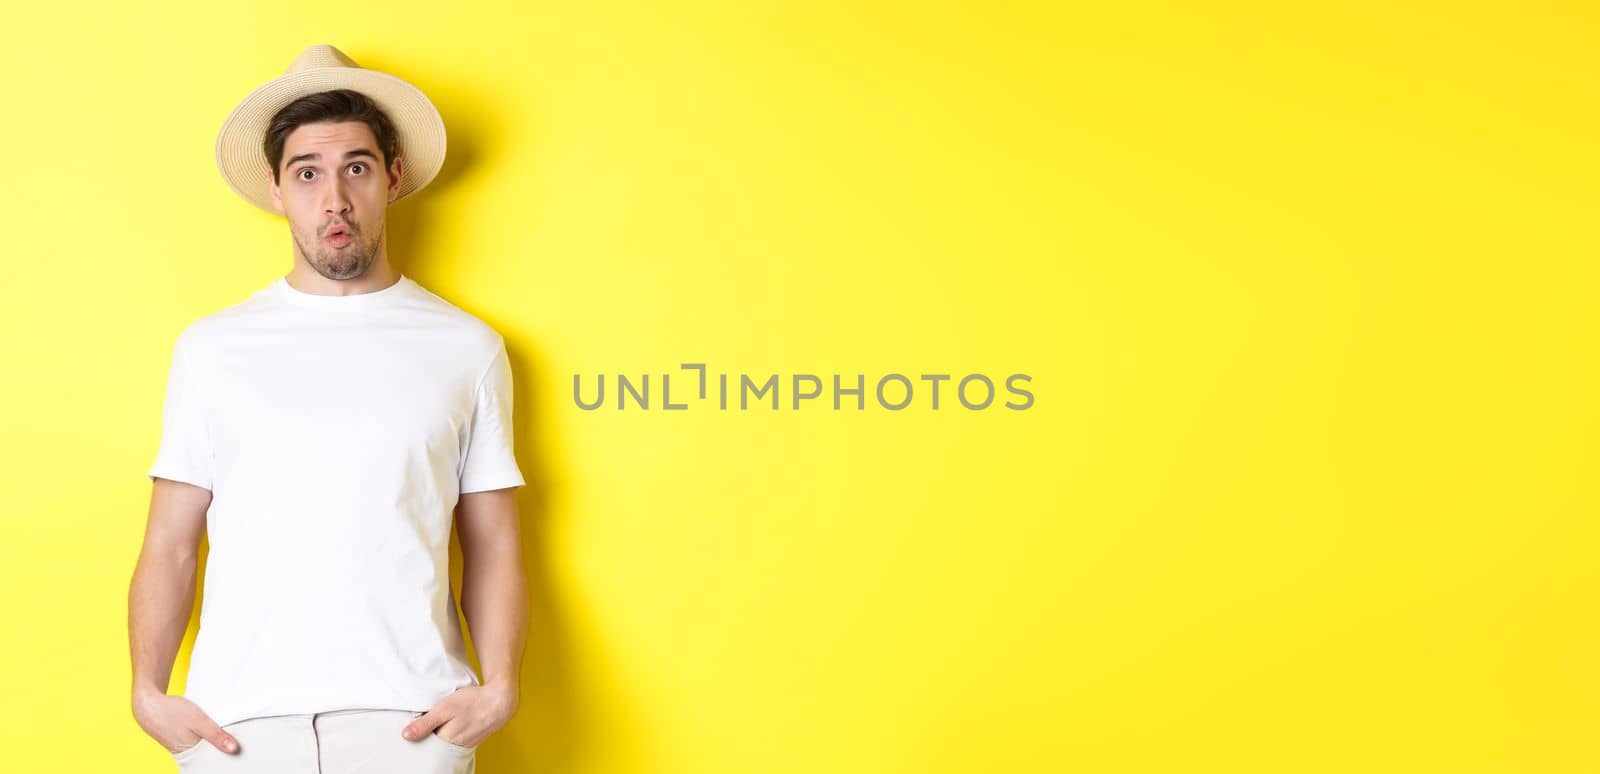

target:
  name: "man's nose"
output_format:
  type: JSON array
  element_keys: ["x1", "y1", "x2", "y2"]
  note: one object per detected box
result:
[{"x1": 322, "y1": 178, "x2": 352, "y2": 215}]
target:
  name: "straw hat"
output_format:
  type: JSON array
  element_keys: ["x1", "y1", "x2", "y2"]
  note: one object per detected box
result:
[{"x1": 215, "y1": 44, "x2": 447, "y2": 215}]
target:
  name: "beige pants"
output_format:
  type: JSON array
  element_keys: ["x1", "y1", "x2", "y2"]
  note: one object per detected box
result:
[{"x1": 170, "y1": 709, "x2": 476, "y2": 773}]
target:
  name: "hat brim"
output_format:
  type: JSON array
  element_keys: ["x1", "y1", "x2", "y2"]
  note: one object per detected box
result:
[{"x1": 215, "y1": 67, "x2": 446, "y2": 215}]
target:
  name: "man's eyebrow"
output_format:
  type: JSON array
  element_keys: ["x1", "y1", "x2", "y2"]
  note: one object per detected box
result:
[{"x1": 284, "y1": 148, "x2": 381, "y2": 169}]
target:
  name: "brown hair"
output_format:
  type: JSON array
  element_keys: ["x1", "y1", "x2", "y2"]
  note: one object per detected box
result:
[{"x1": 263, "y1": 89, "x2": 401, "y2": 185}]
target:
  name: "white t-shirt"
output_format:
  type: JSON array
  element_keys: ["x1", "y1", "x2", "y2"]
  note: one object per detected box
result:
[{"x1": 147, "y1": 273, "x2": 525, "y2": 728}]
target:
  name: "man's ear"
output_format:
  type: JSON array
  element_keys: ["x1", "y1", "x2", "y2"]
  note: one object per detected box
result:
[
  {"x1": 269, "y1": 176, "x2": 285, "y2": 216},
  {"x1": 388, "y1": 156, "x2": 405, "y2": 203}
]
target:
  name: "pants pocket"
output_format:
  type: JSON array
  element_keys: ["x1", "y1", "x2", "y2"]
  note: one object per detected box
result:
[
  {"x1": 434, "y1": 733, "x2": 477, "y2": 755},
  {"x1": 170, "y1": 738, "x2": 208, "y2": 767}
]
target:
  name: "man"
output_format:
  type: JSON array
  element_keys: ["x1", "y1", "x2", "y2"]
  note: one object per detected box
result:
[{"x1": 127, "y1": 45, "x2": 527, "y2": 774}]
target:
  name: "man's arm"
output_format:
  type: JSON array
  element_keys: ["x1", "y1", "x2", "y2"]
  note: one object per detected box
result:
[
  {"x1": 458, "y1": 487, "x2": 529, "y2": 693},
  {"x1": 127, "y1": 478, "x2": 239, "y2": 755},
  {"x1": 402, "y1": 487, "x2": 527, "y2": 746}
]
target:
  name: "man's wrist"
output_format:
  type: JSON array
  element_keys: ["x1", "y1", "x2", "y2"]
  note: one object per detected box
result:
[
  {"x1": 481, "y1": 678, "x2": 519, "y2": 707},
  {"x1": 132, "y1": 678, "x2": 168, "y2": 698},
  {"x1": 131, "y1": 681, "x2": 169, "y2": 710}
]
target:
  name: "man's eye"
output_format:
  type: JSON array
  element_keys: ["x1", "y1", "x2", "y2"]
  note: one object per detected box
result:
[
  {"x1": 298, "y1": 169, "x2": 315, "y2": 181},
  {"x1": 349, "y1": 163, "x2": 366, "y2": 175}
]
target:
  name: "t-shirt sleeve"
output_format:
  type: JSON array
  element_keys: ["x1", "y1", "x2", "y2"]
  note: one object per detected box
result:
[
  {"x1": 459, "y1": 340, "x2": 527, "y2": 494},
  {"x1": 148, "y1": 330, "x2": 213, "y2": 491}
]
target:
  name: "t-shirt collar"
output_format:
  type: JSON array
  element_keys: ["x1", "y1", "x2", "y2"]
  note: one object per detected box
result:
[{"x1": 270, "y1": 273, "x2": 413, "y2": 308}]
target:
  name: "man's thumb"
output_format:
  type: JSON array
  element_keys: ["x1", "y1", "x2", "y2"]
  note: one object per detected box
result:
[
  {"x1": 403, "y1": 712, "x2": 441, "y2": 741},
  {"x1": 198, "y1": 720, "x2": 238, "y2": 753}
]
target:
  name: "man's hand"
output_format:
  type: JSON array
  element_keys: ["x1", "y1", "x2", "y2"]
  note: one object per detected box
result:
[
  {"x1": 132, "y1": 689, "x2": 239, "y2": 755},
  {"x1": 401, "y1": 683, "x2": 519, "y2": 748}
]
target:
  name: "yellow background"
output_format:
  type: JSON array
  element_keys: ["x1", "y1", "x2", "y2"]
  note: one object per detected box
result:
[{"x1": 1, "y1": 1, "x2": 1594, "y2": 772}]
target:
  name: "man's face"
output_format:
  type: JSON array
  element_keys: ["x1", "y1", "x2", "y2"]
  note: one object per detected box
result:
[{"x1": 269, "y1": 121, "x2": 404, "y2": 280}]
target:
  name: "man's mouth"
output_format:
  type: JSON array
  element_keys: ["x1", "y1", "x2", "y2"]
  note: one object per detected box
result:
[{"x1": 325, "y1": 225, "x2": 352, "y2": 246}]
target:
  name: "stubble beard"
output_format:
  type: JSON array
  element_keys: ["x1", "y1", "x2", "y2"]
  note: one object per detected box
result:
[{"x1": 293, "y1": 221, "x2": 385, "y2": 281}]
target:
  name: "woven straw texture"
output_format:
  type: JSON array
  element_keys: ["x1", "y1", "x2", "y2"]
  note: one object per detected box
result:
[{"x1": 214, "y1": 45, "x2": 446, "y2": 215}]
